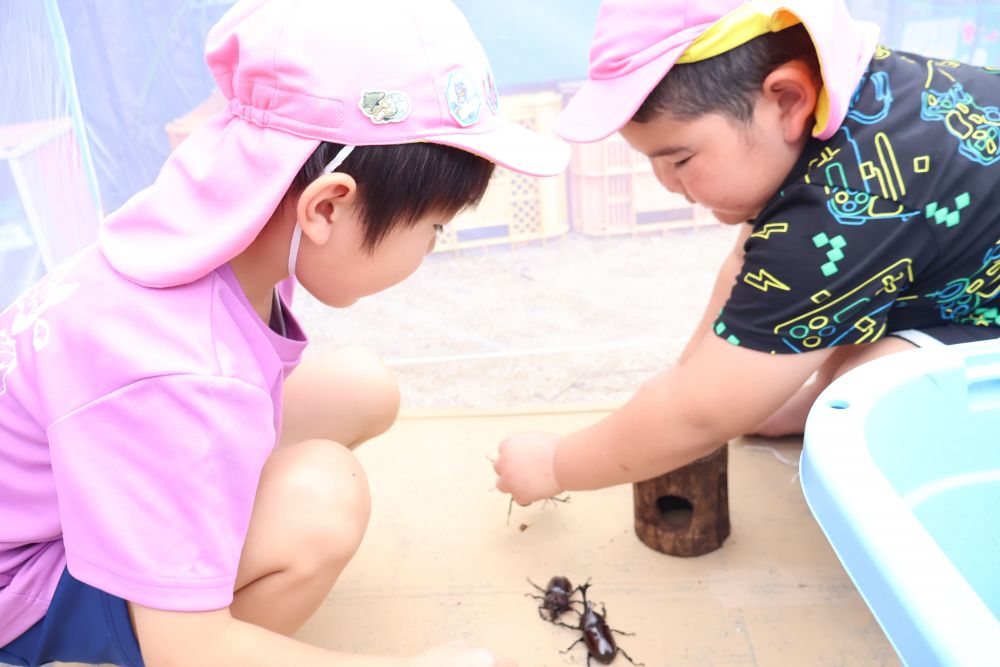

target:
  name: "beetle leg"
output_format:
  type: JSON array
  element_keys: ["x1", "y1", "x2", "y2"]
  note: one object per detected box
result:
[
  {"x1": 536, "y1": 607, "x2": 557, "y2": 622},
  {"x1": 618, "y1": 646, "x2": 644, "y2": 666},
  {"x1": 559, "y1": 637, "x2": 584, "y2": 654}
]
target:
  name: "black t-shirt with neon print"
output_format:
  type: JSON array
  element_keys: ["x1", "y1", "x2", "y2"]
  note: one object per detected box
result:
[{"x1": 714, "y1": 48, "x2": 1000, "y2": 354}]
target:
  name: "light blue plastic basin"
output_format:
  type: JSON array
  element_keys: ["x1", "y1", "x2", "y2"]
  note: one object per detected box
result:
[{"x1": 802, "y1": 340, "x2": 1000, "y2": 666}]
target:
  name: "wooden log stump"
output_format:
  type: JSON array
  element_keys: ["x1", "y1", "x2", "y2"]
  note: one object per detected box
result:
[{"x1": 632, "y1": 444, "x2": 730, "y2": 557}]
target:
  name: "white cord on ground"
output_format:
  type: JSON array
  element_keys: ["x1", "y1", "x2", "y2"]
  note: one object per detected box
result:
[
  {"x1": 742, "y1": 444, "x2": 800, "y2": 467},
  {"x1": 743, "y1": 444, "x2": 801, "y2": 485}
]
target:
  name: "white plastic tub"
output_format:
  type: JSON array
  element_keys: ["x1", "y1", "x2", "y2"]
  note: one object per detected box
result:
[{"x1": 802, "y1": 340, "x2": 1000, "y2": 666}]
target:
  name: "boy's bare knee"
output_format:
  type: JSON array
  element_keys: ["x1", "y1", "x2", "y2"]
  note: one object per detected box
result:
[
  {"x1": 299, "y1": 440, "x2": 370, "y2": 563},
  {"x1": 293, "y1": 347, "x2": 400, "y2": 442},
  {"x1": 269, "y1": 440, "x2": 371, "y2": 567},
  {"x1": 343, "y1": 347, "x2": 401, "y2": 437}
]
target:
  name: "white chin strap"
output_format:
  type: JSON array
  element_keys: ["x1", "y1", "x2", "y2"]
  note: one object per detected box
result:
[{"x1": 287, "y1": 144, "x2": 357, "y2": 278}]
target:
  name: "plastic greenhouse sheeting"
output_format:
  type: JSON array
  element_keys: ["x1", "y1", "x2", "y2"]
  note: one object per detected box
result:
[{"x1": 1, "y1": 0, "x2": 999, "y2": 310}]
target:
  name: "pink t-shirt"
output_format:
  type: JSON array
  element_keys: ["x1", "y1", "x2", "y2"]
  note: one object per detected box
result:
[{"x1": 0, "y1": 246, "x2": 306, "y2": 643}]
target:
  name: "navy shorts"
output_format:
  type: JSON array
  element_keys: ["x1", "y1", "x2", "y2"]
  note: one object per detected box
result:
[{"x1": 0, "y1": 568, "x2": 144, "y2": 667}]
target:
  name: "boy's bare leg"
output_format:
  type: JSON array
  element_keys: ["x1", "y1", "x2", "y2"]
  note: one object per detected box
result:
[
  {"x1": 229, "y1": 438, "x2": 371, "y2": 634},
  {"x1": 752, "y1": 337, "x2": 916, "y2": 437},
  {"x1": 129, "y1": 349, "x2": 514, "y2": 664},
  {"x1": 230, "y1": 346, "x2": 400, "y2": 634}
]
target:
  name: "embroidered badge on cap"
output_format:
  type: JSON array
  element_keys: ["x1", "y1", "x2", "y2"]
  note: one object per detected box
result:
[
  {"x1": 484, "y1": 69, "x2": 499, "y2": 114},
  {"x1": 445, "y1": 70, "x2": 482, "y2": 127},
  {"x1": 359, "y1": 91, "x2": 412, "y2": 124}
]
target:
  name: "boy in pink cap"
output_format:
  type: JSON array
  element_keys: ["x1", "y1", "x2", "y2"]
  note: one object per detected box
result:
[
  {"x1": 0, "y1": 0, "x2": 566, "y2": 665},
  {"x1": 493, "y1": 0, "x2": 1000, "y2": 503}
]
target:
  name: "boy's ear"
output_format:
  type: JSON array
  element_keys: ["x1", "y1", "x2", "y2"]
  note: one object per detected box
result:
[
  {"x1": 294, "y1": 173, "x2": 358, "y2": 247},
  {"x1": 760, "y1": 60, "x2": 820, "y2": 144}
]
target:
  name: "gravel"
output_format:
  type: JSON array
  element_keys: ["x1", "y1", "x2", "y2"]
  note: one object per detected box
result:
[{"x1": 294, "y1": 225, "x2": 739, "y2": 409}]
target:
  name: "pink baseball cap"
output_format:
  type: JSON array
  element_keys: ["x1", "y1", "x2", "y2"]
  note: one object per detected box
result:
[
  {"x1": 553, "y1": 0, "x2": 879, "y2": 143},
  {"x1": 100, "y1": 0, "x2": 571, "y2": 288}
]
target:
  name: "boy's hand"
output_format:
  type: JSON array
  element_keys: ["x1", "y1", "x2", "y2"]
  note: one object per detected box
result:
[
  {"x1": 492, "y1": 431, "x2": 563, "y2": 505},
  {"x1": 410, "y1": 641, "x2": 516, "y2": 667}
]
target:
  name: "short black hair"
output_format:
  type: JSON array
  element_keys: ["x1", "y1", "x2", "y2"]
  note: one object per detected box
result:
[
  {"x1": 632, "y1": 24, "x2": 819, "y2": 125},
  {"x1": 286, "y1": 141, "x2": 495, "y2": 251}
]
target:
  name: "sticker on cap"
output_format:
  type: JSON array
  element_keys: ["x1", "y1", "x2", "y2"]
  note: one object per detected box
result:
[
  {"x1": 359, "y1": 91, "x2": 412, "y2": 124},
  {"x1": 484, "y1": 69, "x2": 499, "y2": 114},
  {"x1": 445, "y1": 70, "x2": 482, "y2": 127}
]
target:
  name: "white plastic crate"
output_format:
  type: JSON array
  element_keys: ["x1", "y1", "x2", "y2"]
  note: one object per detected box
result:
[{"x1": 434, "y1": 91, "x2": 569, "y2": 254}]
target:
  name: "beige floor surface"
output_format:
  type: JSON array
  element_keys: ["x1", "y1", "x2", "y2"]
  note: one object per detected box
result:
[{"x1": 292, "y1": 408, "x2": 900, "y2": 667}]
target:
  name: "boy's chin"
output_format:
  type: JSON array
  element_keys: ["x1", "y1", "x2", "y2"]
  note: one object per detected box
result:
[
  {"x1": 711, "y1": 210, "x2": 751, "y2": 225},
  {"x1": 314, "y1": 293, "x2": 359, "y2": 308}
]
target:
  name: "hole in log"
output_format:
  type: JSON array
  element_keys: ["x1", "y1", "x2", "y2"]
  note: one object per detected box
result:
[{"x1": 656, "y1": 495, "x2": 693, "y2": 530}]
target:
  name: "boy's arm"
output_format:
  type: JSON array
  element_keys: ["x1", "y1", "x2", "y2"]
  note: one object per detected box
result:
[
  {"x1": 132, "y1": 604, "x2": 511, "y2": 667},
  {"x1": 678, "y1": 223, "x2": 752, "y2": 363},
  {"x1": 495, "y1": 332, "x2": 834, "y2": 502},
  {"x1": 555, "y1": 334, "x2": 832, "y2": 491}
]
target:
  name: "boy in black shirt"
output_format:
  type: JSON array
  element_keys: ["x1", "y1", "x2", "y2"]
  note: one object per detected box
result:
[{"x1": 492, "y1": 0, "x2": 1000, "y2": 501}]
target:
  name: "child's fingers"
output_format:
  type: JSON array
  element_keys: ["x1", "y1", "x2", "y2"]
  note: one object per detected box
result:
[{"x1": 495, "y1": 476, "x2": 511, "y2": 494}]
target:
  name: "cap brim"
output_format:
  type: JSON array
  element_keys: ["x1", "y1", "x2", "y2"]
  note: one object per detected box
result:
[
  {"x1": 101, "y1": 113, "x2": 320, "y2": 288},
  {"x1": 426, "y1": 118, "x2": 571, "y2": 177},
  {"x1": 552, "y1": 43, "x2": 690, "y2": 144},
  {"x1": 102, "y1": 112, "x2": 569, "y2": 289}
]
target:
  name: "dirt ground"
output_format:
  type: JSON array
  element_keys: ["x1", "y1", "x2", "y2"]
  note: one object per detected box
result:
[
  {"x1": 293, "y1": 414, "x2": 898, "y2": 666},
  {"x1": 294, "y1": 224, "x2": 739, "y2": 410}
]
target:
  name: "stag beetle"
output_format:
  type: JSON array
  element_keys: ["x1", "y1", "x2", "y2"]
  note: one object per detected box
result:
[
  {"x1": 557, "y1": 582, "x2": 643, "y2": 666},
  {"x1": 526, "y1": 575, "x2": 582, "y2": 622}
]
